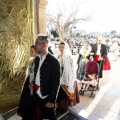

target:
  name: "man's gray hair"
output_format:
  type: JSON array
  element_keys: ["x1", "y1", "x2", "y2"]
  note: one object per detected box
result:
[{"x1": 37, "y1": 34, "x2": 48, "y2": 43}]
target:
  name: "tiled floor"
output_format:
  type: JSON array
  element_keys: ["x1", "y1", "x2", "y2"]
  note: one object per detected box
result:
[{"x1": 70, "y1": 55, "x2": 120, "y2": 120}]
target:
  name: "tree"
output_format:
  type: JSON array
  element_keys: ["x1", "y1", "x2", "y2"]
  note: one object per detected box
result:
[{"x1": 46, "y1": 0, "x2": 91, "y2": 40}]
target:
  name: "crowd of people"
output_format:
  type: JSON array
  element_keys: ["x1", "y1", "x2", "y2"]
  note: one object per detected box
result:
[{"x1": 17, "y1": 34, "x2": 120, "y2": 120}]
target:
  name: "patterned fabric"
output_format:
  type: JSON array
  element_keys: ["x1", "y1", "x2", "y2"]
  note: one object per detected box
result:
[
  {"x1": 57, "y1": 81, "x2": 80, "y2": 109},
  {"x1": 26, "y1": 57, "x2": 35, "y2": 78},
  {"x1": 22, "y1": 57, "x2": 35, "y2": 91},
  {"x1": 57, "y1": 54, "x2": 76, "y2": 93},
  {"x1": 77, "y1": 45, "x2": 91, "y2": 81},
  {"x1": 77, "y1": 58, "x2": 87, "y2": 81},
  {"x1": 56, "y1": 42, "x2": 76, "y2": 93}
]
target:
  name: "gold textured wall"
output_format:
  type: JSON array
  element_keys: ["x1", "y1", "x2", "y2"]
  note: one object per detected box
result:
[{"x1": 0, "y1": 0, "x2": 34, "y2": 93}]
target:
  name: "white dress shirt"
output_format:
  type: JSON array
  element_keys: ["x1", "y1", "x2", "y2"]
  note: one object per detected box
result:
[
  {"x1": 96, "y1": 44, "x2": 101, "y2": 55},
  {"x1": 35, "y1": 53, "x2": 48, "y2": 99}
]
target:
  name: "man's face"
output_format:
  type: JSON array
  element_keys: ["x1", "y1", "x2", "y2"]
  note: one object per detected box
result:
[
  {"x1": 97, "y1": 37, "x2": 102, "y2": 44},
  {"x1": 35, "y1": 37, "x2": 46, "y2": 54},
  {"x1": 84, "y1": 43, "x2": 88, "y2": 49}
]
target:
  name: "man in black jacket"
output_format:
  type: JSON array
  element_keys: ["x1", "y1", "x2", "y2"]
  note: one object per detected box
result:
[
  {"x1": 29, "y1": 35, "x2": 60, "y2": 120},
  {"x1": 90, "y1": 36, "x2": 107, "y2": 78}
]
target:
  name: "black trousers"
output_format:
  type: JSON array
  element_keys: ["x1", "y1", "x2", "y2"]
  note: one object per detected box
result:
[
  {"x1": 22, "y1": 95, "x2": 35, "y2": 120},
  {"x1": 35, "y1": 94, "x2": 57, "y2": 120}
]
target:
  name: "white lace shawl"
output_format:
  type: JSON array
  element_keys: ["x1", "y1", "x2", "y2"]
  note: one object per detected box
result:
[{"x1": 56, "y1": 42, "x2": 76, "y2": 93}]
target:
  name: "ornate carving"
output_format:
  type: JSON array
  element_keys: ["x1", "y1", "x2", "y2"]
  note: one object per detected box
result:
[{"x1": 0, "y1": 0, "x2": 34, "y2": 91}]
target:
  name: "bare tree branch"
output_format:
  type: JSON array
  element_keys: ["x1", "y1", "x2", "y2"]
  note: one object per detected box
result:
[{"x1": 47, "y1": 0, "x2": 91, "y2": 40}]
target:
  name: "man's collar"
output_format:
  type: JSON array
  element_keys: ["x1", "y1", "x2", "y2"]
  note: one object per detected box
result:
[
  {"x1": 38, "y1": 52, "x2": 48, "y2": 59},
  {"x1": 97, "y1": 44, "x2": 101, "y2": 46}
]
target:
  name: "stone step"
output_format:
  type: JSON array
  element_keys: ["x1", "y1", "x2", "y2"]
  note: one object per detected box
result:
[
  {"x1": 2, "y1": 107, "x2": 86, "y2": 120},
  {"x1": 7, "y1": 114, "x2": 22, "y2": 120}
]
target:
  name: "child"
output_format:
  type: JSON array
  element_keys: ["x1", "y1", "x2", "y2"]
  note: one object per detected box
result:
[{"x1": 80, "y1": 61, "x2": 99, "y2": 93}]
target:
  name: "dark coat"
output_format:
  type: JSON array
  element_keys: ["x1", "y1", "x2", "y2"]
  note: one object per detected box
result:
[
  {"x1": 48, "y1": 46, "x2": 54, "y2": 55},
  {"x1": 90, "y1": 43, "x2": 107, "y2": 78},
  {"x1": 34, "y1": 53, "x2": 60, "y2": 103},
  {"x1": 90, "y1": 44, "x2": 107, "y2": 59},
  {"x1": 17, "y1": 76, "x2": 36, "y2": 120},
  {"x1": 17, "y1": 53, "x2": 60, "y2": 119}
]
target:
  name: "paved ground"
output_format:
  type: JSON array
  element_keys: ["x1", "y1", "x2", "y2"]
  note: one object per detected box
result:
[
  {"x1": 70, "y1": 54, "x2": 120, "y2": 120},
  {"x1": 7, "y1": 54, "x2": 120, "y2": 120}
]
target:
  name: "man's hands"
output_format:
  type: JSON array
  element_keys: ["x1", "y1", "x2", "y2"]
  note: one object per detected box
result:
[
  {"x1": 29, "y1": 83, "x2": 54, "y2": 108},
  {"x1": 45, "y1": 102, "x2": 54, "y2": 108},
  {"x1": 98, "y1": 56, "x2": 103, "y2": 61}
]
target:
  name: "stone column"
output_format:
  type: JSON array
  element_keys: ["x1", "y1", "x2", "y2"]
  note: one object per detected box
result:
[{"x1": 37, "y1": 0, "x2": 48, "y2": 35}]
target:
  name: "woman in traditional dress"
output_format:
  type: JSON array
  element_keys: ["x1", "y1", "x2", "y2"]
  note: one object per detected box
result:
[
  {"x1": 56, "y1": 42, "x2": 80, "y2": 109},
  {"x1": 77, "y1": 41, "x2": 91, "y2": 81},
  {"x1": 17, "y1": 45, "x2": 38, "y2": 120}
]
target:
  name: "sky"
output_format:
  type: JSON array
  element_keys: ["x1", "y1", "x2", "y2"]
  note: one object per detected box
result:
[{"x1": 46, "y1": 0, "x2": 120, "y2": 33}]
